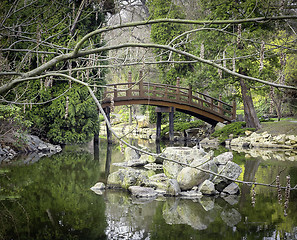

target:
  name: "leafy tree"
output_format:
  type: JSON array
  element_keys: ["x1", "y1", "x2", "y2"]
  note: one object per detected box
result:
[{"x1": 0, "y1": 0, "x2": 107, "y2": 143}]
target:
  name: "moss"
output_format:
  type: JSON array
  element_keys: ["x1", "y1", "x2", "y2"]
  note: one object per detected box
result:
[{"x1": 211, "y1": 121, "x2": 256, "y2": 143}]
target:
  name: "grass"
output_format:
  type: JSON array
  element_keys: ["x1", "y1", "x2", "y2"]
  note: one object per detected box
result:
[{"x1": 257, "y1": 118, "x2": 297, "y2": 136}]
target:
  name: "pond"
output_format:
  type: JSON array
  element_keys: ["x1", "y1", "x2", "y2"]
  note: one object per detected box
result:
[{"x1": 0, "y1": 138, "x2": 297, "y2": 240}]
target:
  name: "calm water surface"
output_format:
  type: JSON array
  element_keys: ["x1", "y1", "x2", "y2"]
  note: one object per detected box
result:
[{"x1": 1, "y1": 139, "x2": 297, "y2": 240}]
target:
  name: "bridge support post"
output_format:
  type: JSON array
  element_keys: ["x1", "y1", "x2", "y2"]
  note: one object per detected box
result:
[
  {"x1": 169, "y1": 107, "x2": 174, "y2": 142},
  {"x1": 156, "y1": 112, "x2": 162, "y2": 141},
  {"x1": 155, "y1": 106, "x2": 174, "y2": 142},
  {"x1": 104, "y1": 106, "x2": 112, "y2": 144}
]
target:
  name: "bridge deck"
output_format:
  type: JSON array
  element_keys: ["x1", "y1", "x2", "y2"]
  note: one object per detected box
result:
[{"x1": 101, "y1": 80, "x2": 236, "y2": 124}]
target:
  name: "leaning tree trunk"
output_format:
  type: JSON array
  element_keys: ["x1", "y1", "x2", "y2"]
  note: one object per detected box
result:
[{"x1": 240, "y1": 78, "x2": 262, "y2": 130}]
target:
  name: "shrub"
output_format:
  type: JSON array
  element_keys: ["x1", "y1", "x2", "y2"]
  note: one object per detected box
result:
[
  {"x1": 161, "y1": 119, "x2": 205, "y2": 138},
  {"x1": 211, "y1": 121, "x2": 255, "y2": 143},
  {"x1": 0, "y1": 104, "x2": 32, "y2": 150}
]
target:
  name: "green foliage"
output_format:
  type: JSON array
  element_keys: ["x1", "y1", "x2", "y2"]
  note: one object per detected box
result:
[
  {"x1": 0, "y1": 0, "x2": 107, "y2": 144},
  {"x1": 211, "y1": 121, "x2": 256, "y2": 142},
  {"x1": 0, "y1": 104, "x2": 32, "y2": 149},
  {"x1": 161, "y1": 119, "x2": 205, "y2": 138},
  {"x1": 147, "y1": 0, "x2": 194, "y2": 84},
  {"x1": 25, "y1": 82, "x2": 101, "y2": 144}
]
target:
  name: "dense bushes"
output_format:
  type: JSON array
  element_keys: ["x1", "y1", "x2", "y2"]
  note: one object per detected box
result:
[
  {"x1": 161, "y1": 120, "x2": 205, "y2": 138},
  {"x1": 0, "y1": 104, "x2": 32, "y2": 150},
  {"x1": 211, "y1": 122, "x2": 255, "y2": 143}
]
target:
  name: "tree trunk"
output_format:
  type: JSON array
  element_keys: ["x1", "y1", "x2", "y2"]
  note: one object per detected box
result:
[{"x1": 240, "y1": 79, "x2": 261, "y2": 129}]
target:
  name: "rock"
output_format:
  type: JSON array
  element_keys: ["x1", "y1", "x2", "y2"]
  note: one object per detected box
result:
[
  {"x1": 128, "y1": 186, "x2": 158, "y2": 198},
  {"x1": 200, "y1": 137, "x2": 219, "y2": 145},
  {"x1": 185, "y1": 128, "x2": 201, "y2": 139},
  {"x1": 199, "y1": 180, "x2": 216, "y2": 195},
  {"x1": 107, "y1": 170, "x2": 125, "y2": 188},
  {"x1": 245, "y1": 130, "x2": 253, "y2": 136},
  {"x1": 125, "y1": 147, "x2": 140, "y2": 161},
  {"x1": 38, "y1": 143, "x2": 49, "y2": 152},
  {"x1": 213, "y1": 161, "x2": 242, "y2": 192},
  {"x1": 90, "y1": 182, "x2": 105, "y2": 195},
  {"x1": 220, "y1": 208, "x2": 242, "y2": 227},
  {"x1": 113, "y1": 158, "x2": 147, "y2": 167},
  {"x1": 162, "y1": 147, "x2": 201, "y2": 179},
  {"x1": 138, "y1": 119, "x2": 149, "y2": 128},
  {"x1": 0, "y1": 147, "x2": 5, "y2": 156},
  {"x1": 107, "y1": 168, "x2": 154, "y2": 189},
  {"x1": 144, "y1": 163, "x2": 163, "y2": 170},
  {"x1": 146, "y1": 173, "x2": 181, "y2": 196},
  {"x1": 222, "y1": 182, "x2": 240, "y2": 195},
  {"x1": 214, "y1": 122, "x2": 225, "y2": 131},
  {"x1": 177, "y1": 151, "x2": 217, "y2": 191},
  {"x1": 138, "y1": 153, "x2": 156, "y2": 163},
  {"x1": 177, "y1": 167, "x2": 207, "y2": 191},
  {"x1": 213, "y1": 152, "x2": 233, "y2": 165},
  {"x1": 179, "y1": 190, "x2": 202, "y2": 199},
  {"x1": 91, "y1": 182, "x2": 106, "y2": 190}
]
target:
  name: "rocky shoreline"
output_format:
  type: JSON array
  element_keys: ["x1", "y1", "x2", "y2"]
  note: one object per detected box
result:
[
  {"x1": 0, "y1": 134, "x2": 62, "y2": 165},
  {"x1": 91, "y1": 147, "x2": 242, "y2": 201}
]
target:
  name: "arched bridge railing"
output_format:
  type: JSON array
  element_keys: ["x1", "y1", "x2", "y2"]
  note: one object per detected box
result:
[{"x1": 102, "y1": 78, "x2": 236, "y2": 123}]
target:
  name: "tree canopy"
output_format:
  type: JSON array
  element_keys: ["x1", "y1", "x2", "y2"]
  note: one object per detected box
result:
[{"x1": 0, "y1": 0, "x2": 297, "y2": 143}]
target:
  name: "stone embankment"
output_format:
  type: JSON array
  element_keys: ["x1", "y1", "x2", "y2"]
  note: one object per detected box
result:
[
  {"x1": 91, "y1": 147, "x2": 242, "y2": 201},
  {"x1": 226, "y1": 131, "x2": 297, "y2": 149},
  {"x1": 0, "y1": 134, "x2": 62, "y2": 164}
]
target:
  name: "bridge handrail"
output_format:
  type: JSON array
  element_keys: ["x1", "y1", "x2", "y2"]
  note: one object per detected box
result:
[
  {"x1": 103, "y1": 81, "x2": 236, "y2": 121},
  {"x1": 104, "y1": 82, "x2": 233, "y2": 108}
]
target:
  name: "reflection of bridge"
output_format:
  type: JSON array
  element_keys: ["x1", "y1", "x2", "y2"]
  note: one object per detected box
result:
[{"x1": 101, "y1": 71, "x2": 236, "y2": 141}]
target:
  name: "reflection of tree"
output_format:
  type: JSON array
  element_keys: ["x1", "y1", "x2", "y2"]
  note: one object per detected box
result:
[
  {"x1": 105, "y1": 143, "x2": 112, "y2": 178},
  {"x1": 239, "y1": 157, "x2": 261, "y2": 208},
  {"x1": 0, "y1": 151, "x2": 107, "y2": 239}
]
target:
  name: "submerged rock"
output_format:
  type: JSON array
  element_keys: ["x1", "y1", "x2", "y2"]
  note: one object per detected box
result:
[
  {"x1": 128, "y1": 186, "x2": 158, "y2": 198},
  {"x1": 221, "y1": 208, "x2": 242, "y2": 227}
]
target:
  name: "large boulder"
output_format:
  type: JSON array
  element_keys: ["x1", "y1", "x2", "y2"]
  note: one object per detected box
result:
[
  {"x1": 125, "y1": 147, "x2": 140, "y2": 161},
  {"x1": 213, "y1": 152, "x2": 233, "y2": 165},
  {"x1": 213, "y1": 161, "x2": 242, "y2": 191},
  {"x1": 128, "y1": 186, "x2": 158, "y2": 198},
  {"x1": 162, "y1": 147, "x2": 206, "y2": 179},
  {"x1": 214, "y1": 122, "x2": 225, "y2": 131},
  {"x1": 176, "y1": 151, "x2": 217, "y2": 191},
  {"x1": 138, "y1": 153, "x2": 156, "y2": 163},
  {"x1": 107, "y1": 168, "x2": 154, "y2": 189}
]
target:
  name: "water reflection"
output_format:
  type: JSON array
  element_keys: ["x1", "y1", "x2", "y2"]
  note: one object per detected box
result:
[{"x1": 0, "y1": 139, "x2": 297, "y2": 239}]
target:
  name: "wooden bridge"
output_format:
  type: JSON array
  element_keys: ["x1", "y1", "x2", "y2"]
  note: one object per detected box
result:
[{"x1": 102, "y1": 73, "x2": 236, "y2": 126}]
